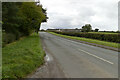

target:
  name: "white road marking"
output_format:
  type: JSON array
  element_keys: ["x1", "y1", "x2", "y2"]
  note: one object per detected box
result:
[{"x1": 78, "y1": 49, "x2": 114, "y2": 64}]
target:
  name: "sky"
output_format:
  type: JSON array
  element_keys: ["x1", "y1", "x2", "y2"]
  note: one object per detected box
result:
[{"x1": 40, "y1": 0, "x2": 119, "y2": 31}]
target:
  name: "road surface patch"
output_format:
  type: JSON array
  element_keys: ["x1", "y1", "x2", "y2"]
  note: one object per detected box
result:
[{"x1": 78, "y1": 49, "x2": 114, "y2": 65}]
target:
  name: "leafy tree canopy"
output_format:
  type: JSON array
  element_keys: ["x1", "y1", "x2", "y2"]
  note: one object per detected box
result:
[
  {"x1": 81, "y1": 24, "x2": 92, "y2": 32},
  {"x1": 2, "y1": 2, "x2": 48, "y2": 45}
]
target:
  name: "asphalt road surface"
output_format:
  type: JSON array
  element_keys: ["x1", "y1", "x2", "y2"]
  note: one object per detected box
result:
[{"x1": 39, "y1": 32, "x2": 118, "y2": 78}]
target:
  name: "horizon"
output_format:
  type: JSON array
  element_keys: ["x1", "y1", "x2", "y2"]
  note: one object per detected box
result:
[{"x1": 40, "y1": 0, "x2": 119, "y2": 31}]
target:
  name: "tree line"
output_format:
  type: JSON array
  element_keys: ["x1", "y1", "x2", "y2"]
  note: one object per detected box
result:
[
  {"x1": 2, "y1": 2, "x2": 48, "y2": 46},
  {"x1": 81, "y1": 24, "x2": 119, "y2": 33}
]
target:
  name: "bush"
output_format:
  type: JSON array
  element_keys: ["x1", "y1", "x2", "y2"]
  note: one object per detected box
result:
[
  {"x1": 2, "y1": 32, "x2": 23, "y2": 47},
  {"x1": 2, "y1": 33, "x2": 16, "y2": 46}
]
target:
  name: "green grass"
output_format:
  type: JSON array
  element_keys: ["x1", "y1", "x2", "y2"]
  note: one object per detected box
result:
[
  {"x1": 88, "y1": 32, "x2": 118, "y2": 34},
  {"x1": 2, "y1": 33, "x2": 45, "y2": 78},
  {"x1": 49, "y1": 32, "x2": 119, "y2": 48}
]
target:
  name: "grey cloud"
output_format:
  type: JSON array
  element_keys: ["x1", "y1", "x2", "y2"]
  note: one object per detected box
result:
[{"x1": 41, "y1": 0, "x2": 118, "y2": 31}]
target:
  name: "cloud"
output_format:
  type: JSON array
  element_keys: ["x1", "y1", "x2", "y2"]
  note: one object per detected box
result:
[{"x1": 40, "y1": 0, "x2": 119, "y2": 31}]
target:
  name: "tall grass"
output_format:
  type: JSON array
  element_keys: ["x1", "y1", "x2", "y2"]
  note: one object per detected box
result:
[{"x1": 2, "y1": 33, "x2": 45, "y2": 78}]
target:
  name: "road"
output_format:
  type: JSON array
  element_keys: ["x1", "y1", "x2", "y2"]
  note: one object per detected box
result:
[{"x1": 39, "y1": 32, "x2": 118, "y2": 78}]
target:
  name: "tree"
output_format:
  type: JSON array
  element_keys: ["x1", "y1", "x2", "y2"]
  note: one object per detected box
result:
[
  {"x1": 2, "y1": 2, "x2": 47, "y2": 35},
  {"x1": 20, "y1": 2, "x2": 47, "y2": 34},
  {"x1": 2, "y1": 2, "x2": 48, "y2": 45},
  {"x1": 2, "y1": 2, "x2": 19, "y2": 33},
  {"x1": 81, "y1": 24, "x2": 92, "y2": 32},
  {"x1": 116, "y1": 30, "x2": 120, "y2": 33},
  {"x1": 95, "y1": 28, "x2": 99, "y2": 32}
]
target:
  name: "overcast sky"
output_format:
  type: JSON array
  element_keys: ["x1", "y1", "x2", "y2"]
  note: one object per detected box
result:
[{"x1": 40, "y1": 0, "x2": 119, "y2": 31}]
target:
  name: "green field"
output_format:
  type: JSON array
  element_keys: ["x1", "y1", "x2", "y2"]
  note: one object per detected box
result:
[
  {"x1": 2, "y1": 33, "x2": 45, "y2": 78},
  {"x1": 49, "y1": 32, "x2": 119, "y2": 48}
]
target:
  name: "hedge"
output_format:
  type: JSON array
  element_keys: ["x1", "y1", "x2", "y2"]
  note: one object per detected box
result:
[{"x1": 52, "y1": 31, "x2": 120, "y2": 43}]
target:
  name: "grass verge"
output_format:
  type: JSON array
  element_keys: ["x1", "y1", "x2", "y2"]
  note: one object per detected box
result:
[
  {"x1": 49, "y1": 32, "x2": 119, "y2": 48},
  {"x1": 2, "y1": 33, "x2": 45, "y2": 78}
]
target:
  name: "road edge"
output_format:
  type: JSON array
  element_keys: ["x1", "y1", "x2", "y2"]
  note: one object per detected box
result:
[{"x1": 48, "y1": 32, "x2": 119, "y2": 52}]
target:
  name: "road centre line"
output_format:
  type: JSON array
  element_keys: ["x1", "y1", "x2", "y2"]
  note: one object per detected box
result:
[{"x1": 78, "y1": 49, "x2": 114, "y2": 65}]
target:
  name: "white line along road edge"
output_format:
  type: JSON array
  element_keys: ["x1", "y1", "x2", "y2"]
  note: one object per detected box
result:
[{"x1": 78, "y1": 49, "x2": 114, "y2": 65}]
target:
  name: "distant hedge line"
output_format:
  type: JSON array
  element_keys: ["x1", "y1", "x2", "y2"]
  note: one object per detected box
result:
[{"x1": 52, "y1": 31, "x2": 120, "y2": 43}]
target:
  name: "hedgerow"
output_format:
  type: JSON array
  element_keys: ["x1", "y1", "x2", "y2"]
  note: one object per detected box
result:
[{"x1": 52, "y1": 31, "x2": 119, "y2": 43}]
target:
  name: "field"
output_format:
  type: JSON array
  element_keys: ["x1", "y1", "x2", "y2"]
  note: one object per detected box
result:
[
  {"x1": 49, "y1": 32, "x2": 119, "y2": 48},
  {"x1": 2, "y1": 33, "x2": 45, "y2": 78}
]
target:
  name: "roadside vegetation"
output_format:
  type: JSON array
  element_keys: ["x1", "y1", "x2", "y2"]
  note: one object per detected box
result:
[
  {"x1": 88, "y1": 32, "x2": 118, "y2": 34},
  {"x1": 2, "y1": 2, "x2": 47, "y2": 47},
  {"x1": 49, "y1": 32, "x2": 119, "y2": 48},
  {"x1": 2, "y1": 33, "x2": 45, "y2": 78},
  {"x1": 2, "y1": 2, "x2": 48, "y2": 79},
  {"x1": 51, "y1": 31, "x2": 119, "y2": 43}
]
